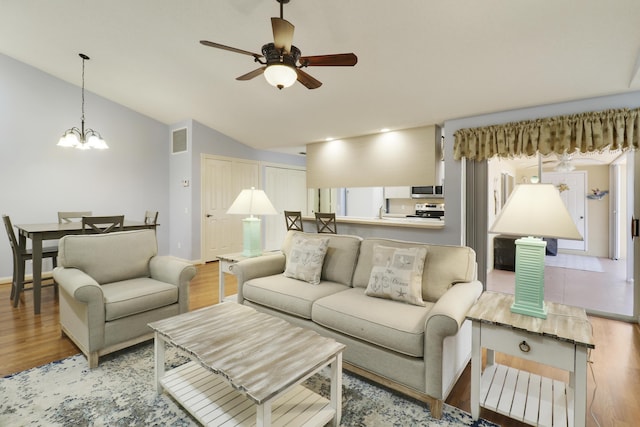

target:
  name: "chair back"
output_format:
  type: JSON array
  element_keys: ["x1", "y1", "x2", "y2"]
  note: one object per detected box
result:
[
  {"x1": 58, "y1": 211, "x2": 93, "y2": 223},
  {"x1": 284, "y1": 210, "x2": 303, "y2": 231},
  {"x1": 315, "y1": 212, "x2": 337, "y2": 234},
  {"x1": 144, "y1": 210, "x2": 159, "y2": 225},
  {"x1": 82, "y1": 215, "x2": 125, "y2": 234},
  {"x1": 2, "y1": 215, "x2": 19, "y2": 255}
]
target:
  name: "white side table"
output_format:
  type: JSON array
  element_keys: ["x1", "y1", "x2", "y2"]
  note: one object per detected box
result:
[
  {"x1": 466, "y1": 292, "x2": 594, "y2": 427},
  {"x1": 217, "y1": 251, "x2": 280, "y2": 303}
]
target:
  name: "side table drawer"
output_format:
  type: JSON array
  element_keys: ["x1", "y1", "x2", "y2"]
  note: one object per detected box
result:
[
  {"x1": 482, "y1": 324, "x2": 576, "y2": 371},
  {"x1": 219, "y1": 260, "x2": 234, "y2": 275}
]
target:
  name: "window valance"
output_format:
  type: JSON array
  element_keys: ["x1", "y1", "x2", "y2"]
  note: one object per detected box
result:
[{"x1": 453, "y1": 108, "x2": 640, "y2": 161}]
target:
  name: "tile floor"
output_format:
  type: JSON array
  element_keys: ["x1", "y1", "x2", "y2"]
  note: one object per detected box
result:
[{"x1": 486, "y1": 255, "x2": 633, "y2": 316}]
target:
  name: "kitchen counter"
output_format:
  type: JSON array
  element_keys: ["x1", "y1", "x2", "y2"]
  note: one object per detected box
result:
[{"x1": 302, "y1": 215, "x2": 445, "y2": 229}]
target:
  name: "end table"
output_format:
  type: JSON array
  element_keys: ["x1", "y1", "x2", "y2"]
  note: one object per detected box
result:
[{"x1": 466, "y1": 292, "x2": 594, "y2": 426}]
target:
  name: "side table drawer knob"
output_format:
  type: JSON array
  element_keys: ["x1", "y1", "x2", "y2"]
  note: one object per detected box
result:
[{"x1": 519, "y1": 341, "x2": 531, "y2": 353}]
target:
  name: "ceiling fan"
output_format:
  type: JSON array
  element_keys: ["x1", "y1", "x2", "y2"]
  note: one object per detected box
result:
[{"x1": 200, "y1": 0, "x2": 357, "y2": 90}]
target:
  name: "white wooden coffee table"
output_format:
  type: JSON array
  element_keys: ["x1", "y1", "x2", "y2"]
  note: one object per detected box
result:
[{"x1": 149, "y1": 303, "x2": 345, "y2": 427}]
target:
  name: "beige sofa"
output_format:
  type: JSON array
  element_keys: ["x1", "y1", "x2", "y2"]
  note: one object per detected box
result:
[
  {"x1": 53, "y1": 229, "x2": 197, "y2": 368},
  {"x1": 233, "y1": 231, "x2": 483, "y2": 419}
]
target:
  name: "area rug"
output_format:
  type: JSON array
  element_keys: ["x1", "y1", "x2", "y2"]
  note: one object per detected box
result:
[
  {"x1": 0, "y1": 343, "x2": 498, "y2": 427},
  {"x1": 544, "y1": 253, "x2": 604, "y2": 272}
]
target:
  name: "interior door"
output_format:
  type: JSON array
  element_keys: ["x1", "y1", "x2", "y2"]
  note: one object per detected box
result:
[
  {"x1": 202, "y1": 156, "x2": 259, "y2": 261},
  {"x1": 542, "y1": 171, "x2": 587, "y2": 251}
]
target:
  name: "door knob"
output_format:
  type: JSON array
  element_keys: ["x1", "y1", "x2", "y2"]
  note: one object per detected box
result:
[{"x1": 206, "y1": 214, "x2": 213, "y2": 218}]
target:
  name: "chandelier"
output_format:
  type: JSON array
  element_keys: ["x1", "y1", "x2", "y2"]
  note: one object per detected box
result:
[{"x1": 57, "y1": 53, "x2": 108, "y2": 150}]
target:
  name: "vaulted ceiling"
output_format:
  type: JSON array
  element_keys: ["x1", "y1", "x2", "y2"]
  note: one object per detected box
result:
[{"x1": 2, "y1": 1, "x2": 640, "y2": 155}]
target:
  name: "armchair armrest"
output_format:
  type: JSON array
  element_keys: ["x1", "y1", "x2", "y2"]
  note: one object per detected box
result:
[
  {"x1": 53, "y1": 267, "x2": 103, "y2": 304},
  {"x1": 232, "y1": 253, "x2": 286, "y2": 304},
  {"x1": 149, "y1": 256, "x2": 197, "y2": 313}
]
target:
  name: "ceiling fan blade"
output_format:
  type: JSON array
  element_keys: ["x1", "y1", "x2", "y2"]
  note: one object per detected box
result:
[
  {"x1": 296, "y1": 69, "x2": 322, "y2": 89},
  {"x1": 236, "y1": 67, "x2": 266, "y2": 81},
  {"x1": 271, "y1": 17, "x2": 294, "y2": 53},
  {"x1": 299, "y1": 53, "x2": 358, "y2": 67},
  {"x1": 200, "y1": 40, "x2": 262, "y2": 58}
]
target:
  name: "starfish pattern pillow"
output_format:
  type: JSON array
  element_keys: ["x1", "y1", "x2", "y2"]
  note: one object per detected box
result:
[{"x1": 365, "y1": 244, "x2": 427, "y2": 306}]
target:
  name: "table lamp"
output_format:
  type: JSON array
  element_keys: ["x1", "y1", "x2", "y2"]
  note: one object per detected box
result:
[
  {"x1": 489, "y1": 183, "x2": 583, "y2": 318},
  {"x1": 227, "y1": 187, "x2": 278, "y2": 257}
]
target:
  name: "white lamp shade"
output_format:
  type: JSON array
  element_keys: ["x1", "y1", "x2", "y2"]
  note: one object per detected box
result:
[
  {"x1": 490, "y1": 183, "x2": 583, "y2": 240},
  {"x1": 57, "y1": 132, "x2": 79, "y2": 147},
  {"x1": 227, "y1": 187, "x2": 278, "y2": 216},
  {"x1": 264, "y1": 64, "x2": 297, "y2": 89}
]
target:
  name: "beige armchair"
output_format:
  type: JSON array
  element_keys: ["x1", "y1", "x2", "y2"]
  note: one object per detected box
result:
[{"x1": 53, "y1": 229, "x2": 196, "y2": 368}]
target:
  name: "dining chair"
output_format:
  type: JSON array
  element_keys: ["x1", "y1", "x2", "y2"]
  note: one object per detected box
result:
[
  {"x1": 2, "y1": 214, "x2": 58, "y2": 308},
  {"x1": 58, "y1": 211, "x2": 93, "y2": 223},
  {"x1": 284, "y1": 210, "x2": 303, "y2": 231},
  {"x1": 82, "y1": 215, "x2": 125, "y2": 234},
  {"x1": 144, "y1": 210, "x2": 159, "y2": 225},
  {"x1": 315, "y1": 212, "x2": 337, "y2": 234}
]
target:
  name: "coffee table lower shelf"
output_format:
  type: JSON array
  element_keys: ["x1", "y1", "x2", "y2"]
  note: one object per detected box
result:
[{"x1": 161, "y1": 361, "x2": 335, "y2": 427}]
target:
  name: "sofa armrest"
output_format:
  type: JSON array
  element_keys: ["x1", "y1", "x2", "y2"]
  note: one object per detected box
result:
[
  {"x1": 233, "y1": 253, "x2": 286, "y2": 304},
  {"x1": 149, "y1": 256, "x2": 197, "y2": 313},
  {"x1": 423, "y1": 280, "x2": 483, "y2": 398}
]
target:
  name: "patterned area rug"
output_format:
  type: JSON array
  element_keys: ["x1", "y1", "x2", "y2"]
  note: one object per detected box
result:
[{"x1": 0, "y1": 343, "x2": 497, "y2": 426}]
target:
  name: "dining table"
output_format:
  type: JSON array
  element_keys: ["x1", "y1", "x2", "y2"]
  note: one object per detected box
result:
[{"x1": 14, "y1": 220, "x2": 157, "y2": 314}]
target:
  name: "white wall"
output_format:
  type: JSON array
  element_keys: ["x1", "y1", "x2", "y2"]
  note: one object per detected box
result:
[{"x1": 0, "y1": 53, "x2": 170, "y2": 279}]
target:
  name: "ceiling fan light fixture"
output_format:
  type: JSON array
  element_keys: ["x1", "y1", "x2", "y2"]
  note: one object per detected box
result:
[{"x1": 264, "y1": 63, "x2": 297, "y2": 89}]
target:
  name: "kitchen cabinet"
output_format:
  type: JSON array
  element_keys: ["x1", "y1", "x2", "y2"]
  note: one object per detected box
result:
[{"x1": 384, "y1": 186, "x2": 410, "y2": 199}]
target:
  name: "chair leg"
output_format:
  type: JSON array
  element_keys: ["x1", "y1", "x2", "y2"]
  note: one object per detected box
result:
[
  {"x1": 88, "y1": 352, "x2": 99, "y2": 369},
  {"x1": 12, "y1": 260, "x2": 26, "y2": 308}
]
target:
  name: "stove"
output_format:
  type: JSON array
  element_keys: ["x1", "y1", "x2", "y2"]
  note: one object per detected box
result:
[{"x1": 406, "y1": 203, "x2": 445, "y2": 219}]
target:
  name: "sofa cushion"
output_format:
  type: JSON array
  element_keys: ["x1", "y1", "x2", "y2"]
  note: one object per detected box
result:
[
  {"x1": 283, "y1": 235, "x2": 329, "y2": 285},
  {"x1": 243, "y1": 274, "x2": 350, "y2": 319},
  {"x1": 353, "y1": 238, "x2": 477, "y2": 302},
  {"x1": 312, "y1": 287, "x2": 434, "y2": 357},
  {"x1": 365, "y1": 245, "x2": 427, "y2": 306},
  {"x1": 282, "y1": 231, "x2": 362, "y2": 286},
  {"x1": 102, "y1": 278, "x2": 178, "y2": 321},
  {"x1": 58, "y1": 230, "x2": 157, "y2": 285}
]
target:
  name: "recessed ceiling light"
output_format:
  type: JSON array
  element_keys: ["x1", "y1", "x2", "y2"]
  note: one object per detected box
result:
[
  {"x1": 325, "y1": 137, "x2": 334, "y2": 141},
  {"x1": 380, "y1": 128, "x2": 390, "y2": 133}
]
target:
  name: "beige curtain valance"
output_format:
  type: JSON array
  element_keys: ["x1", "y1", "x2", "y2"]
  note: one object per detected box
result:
[{"x1": 453, "y1": 108, "x2": 640, "y2": 161}]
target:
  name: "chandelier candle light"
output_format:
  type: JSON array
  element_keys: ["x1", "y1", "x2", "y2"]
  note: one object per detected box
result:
[
  {"x1": 227, "y1": 187, "x2": 278, "y2": 257},
  {"x1": 489, "y1": 183, "x2": 583, "y2": 318},
  {"x1": 57, "y1": 53, "x2": 108, "y2": 150}
]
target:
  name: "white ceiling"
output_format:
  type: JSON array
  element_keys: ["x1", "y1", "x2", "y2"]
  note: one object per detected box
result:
[{"x1": 2, "y1": 0, "x2": 640, "y2": 155}]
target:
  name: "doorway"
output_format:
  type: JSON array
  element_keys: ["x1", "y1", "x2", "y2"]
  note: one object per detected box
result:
[{"x1": 482, "y1": 150, "x2": 634, "y2": 318}]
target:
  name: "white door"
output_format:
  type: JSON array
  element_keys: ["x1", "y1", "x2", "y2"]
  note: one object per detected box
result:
[
  {"x1": 542, "y1": 171, "x2": 587, "y2": 251},
  {"x1": 264, "y1": 166, "x2": 307, "y2": 251},
  {"x1": 202, "y1": 156, "x2": 259, "y2": 261}
]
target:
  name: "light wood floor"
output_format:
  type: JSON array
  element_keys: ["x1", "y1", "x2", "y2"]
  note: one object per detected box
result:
[{"x1": 1, "y1": 262, "x2": 638, "y2": 426}]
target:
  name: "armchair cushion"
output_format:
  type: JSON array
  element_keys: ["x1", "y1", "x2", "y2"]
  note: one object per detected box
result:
[{"x1": 102, "y1": 278, "x2": 178, "y2": 321}]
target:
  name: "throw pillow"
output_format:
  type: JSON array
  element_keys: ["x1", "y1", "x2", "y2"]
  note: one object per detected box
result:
[
  {"x1": 365, "y1": 244, "x2": 427, "y2": 306},
  {"x1": 283, "y1": 235, "x2": 330, "y2": 285}
]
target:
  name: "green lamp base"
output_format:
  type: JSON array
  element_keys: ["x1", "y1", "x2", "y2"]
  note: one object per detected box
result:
[
  {"x1": 241, "y1": 217, "x2": 262, "y2": 257},
  {"x1": 511, "y1": 236, "x2": 548, "y2": 319}
]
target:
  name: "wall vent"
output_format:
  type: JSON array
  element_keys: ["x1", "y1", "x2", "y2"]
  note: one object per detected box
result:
[{"x1": 172, "y1": 128, "x2": 188, "y2": 154}]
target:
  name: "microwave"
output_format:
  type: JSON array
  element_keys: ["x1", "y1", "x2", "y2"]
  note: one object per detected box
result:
[{"x1": 411, "y1": 185, "x2": 443, "y2": 198}]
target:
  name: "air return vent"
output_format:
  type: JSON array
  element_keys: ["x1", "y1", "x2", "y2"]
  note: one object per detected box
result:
[{"x1": 172, "y1": 128, "x2": 187, "y2": 154}]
